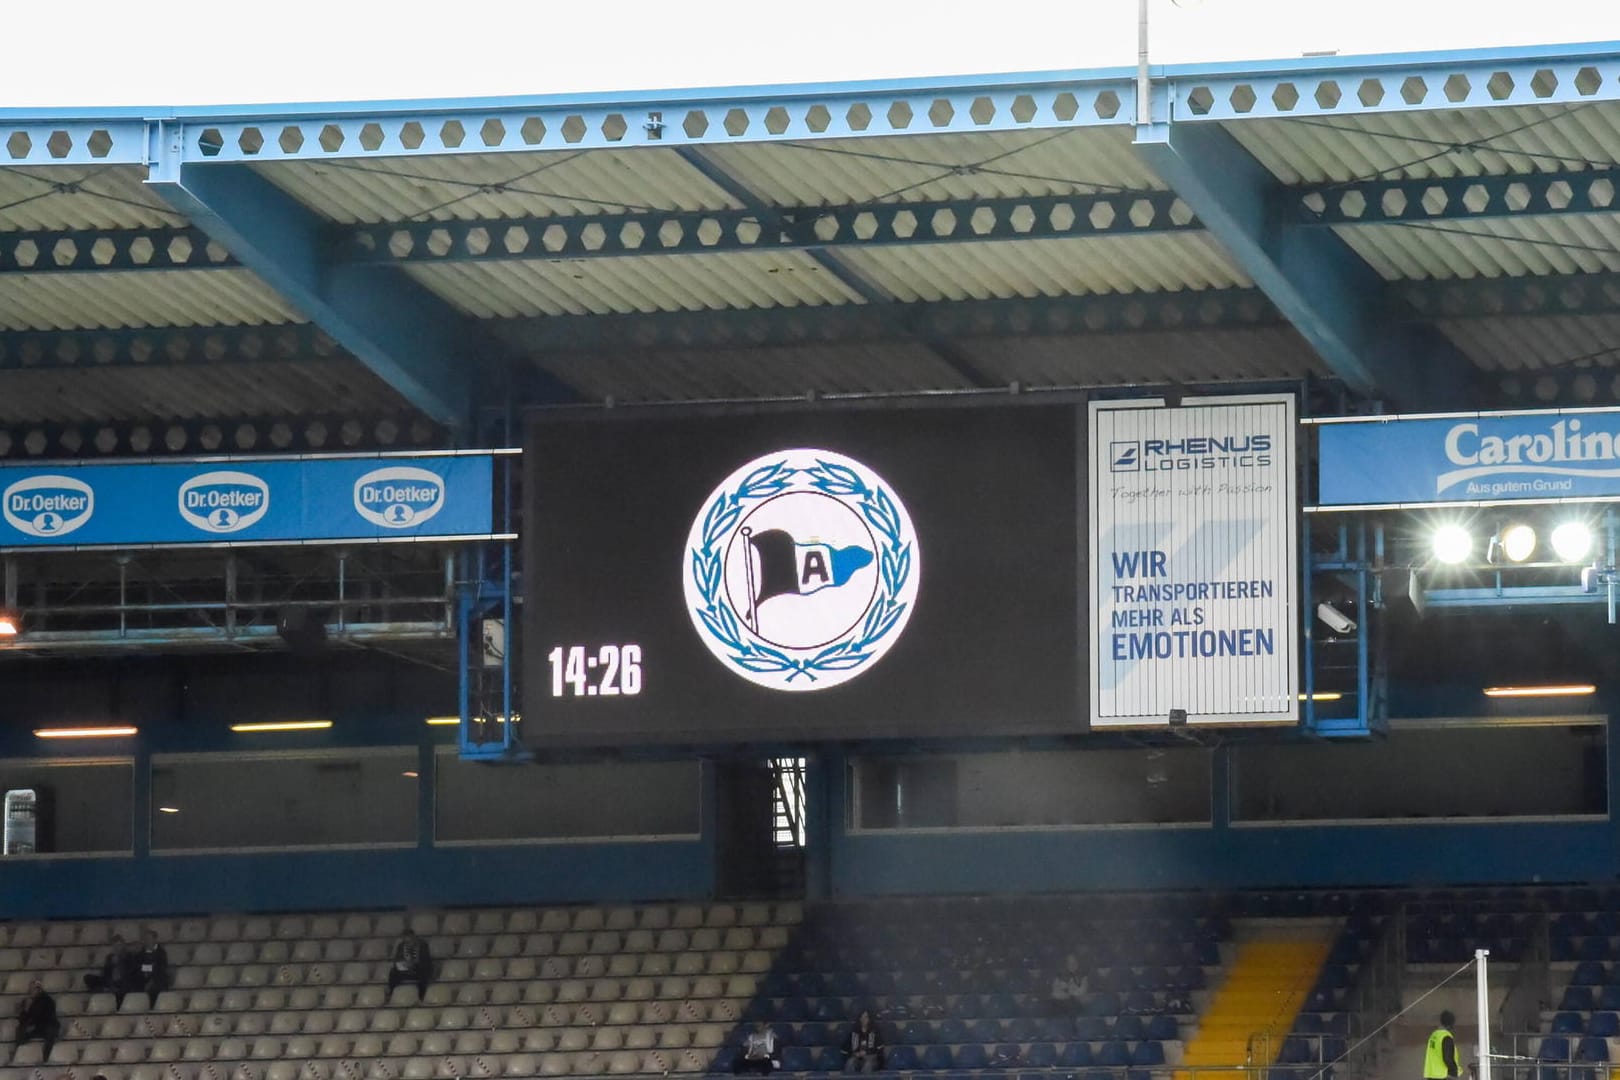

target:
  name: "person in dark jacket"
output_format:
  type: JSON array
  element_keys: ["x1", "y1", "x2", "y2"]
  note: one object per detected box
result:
[
  {"x1": 386, "y1": 927, "x2": 432, "y2": 1000},
  {"x1": 83, "y1": 934, "x2": 136, "y2": 1008},
  {"x1": 135, "y1": 930, "x2": 168, "y2": 1004},
  {"x1": 842, "y1": 1010, "x2": 885, "y2": 1073},
  {"x1": 11, "y1": 981, "x2": 59, "y2": 1062}
]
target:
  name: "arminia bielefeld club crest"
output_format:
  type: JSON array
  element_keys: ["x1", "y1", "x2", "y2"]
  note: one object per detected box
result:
[{"x1": 683, "y1": 449, "x2": 920, "y2": 691}]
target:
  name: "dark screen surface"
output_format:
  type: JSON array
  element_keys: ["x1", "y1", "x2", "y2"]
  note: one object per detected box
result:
[{"x1": 523, "y1": 406, "x2": 1081, "y2": 746}]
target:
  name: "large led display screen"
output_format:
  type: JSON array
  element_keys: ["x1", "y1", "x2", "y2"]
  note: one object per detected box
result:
[{"x1": 523, "y1": 407, "x2": 1080, "y2": 745}]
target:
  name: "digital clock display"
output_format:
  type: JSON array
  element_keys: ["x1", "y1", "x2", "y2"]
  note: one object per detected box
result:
[
  {"x1": 547, "y1": 644, "x2": 642, "y2": 697},
  {"x1": 524, "y1": 406, "x2": 1080, "y2": 746}
]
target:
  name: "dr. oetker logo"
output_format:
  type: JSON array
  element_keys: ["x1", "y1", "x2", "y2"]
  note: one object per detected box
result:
[
  {"x1": 3, "y1": 475, "x2": 94, "y2": 538},
  {"x1": 178, "y1": 471, "x2": 270, "y2": 534},
  {"x1": 682, "y1": 449, "x2": 920, "y2": 692},
  {"x1": 354, "y1": 466, "x2": 446, "y2": 528}
]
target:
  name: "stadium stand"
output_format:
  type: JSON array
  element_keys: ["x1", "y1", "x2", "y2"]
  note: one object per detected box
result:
[{"x1": 0, "y1": 902, "x2": 800, "y2": 1080}]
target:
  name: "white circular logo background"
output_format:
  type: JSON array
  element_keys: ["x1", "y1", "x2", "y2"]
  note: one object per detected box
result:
[{"x1": 683, "y1": 449, "x2": 921, "y2": 692}]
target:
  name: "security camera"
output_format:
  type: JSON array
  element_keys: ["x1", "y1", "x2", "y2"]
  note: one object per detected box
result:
[{"x1": 1316, "y1": 602, "x2": 1357, "y2": 635}]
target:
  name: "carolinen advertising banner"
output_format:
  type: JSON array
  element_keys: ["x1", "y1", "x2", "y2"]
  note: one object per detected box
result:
[
  {"x1": 1318, "y1": 409, "x2": 1620, "y2": 507},
  {"x1": 1089, "y1": 396, "x2": 1298, "y2": 727},
  {"x1": 0, "y1": 453, "x2": 496, "y2": 549}
]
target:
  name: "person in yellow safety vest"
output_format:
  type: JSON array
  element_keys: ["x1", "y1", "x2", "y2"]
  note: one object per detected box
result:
[{"x1": 1425, "y1": 1011, "x2": 1461, "y2": 1080}]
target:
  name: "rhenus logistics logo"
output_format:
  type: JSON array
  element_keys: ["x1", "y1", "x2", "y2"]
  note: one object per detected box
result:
[
  {"x1": 3, "y1": 475, "x2": 94, "y2": 538},
  {"x1": 1109, "y1": 434, "x2": 1273, "y2": 473},
  {"x1": 178, "y1": 471, "x2": 269, "y2": 534},
  {"x1": 353, "y1": 466, "x2": 446, "y2": 529},
  {"x1": 1438, "y1": 417, "x2": 1620, "y2": 496}
]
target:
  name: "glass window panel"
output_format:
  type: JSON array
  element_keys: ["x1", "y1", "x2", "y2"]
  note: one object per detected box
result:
[{"x1": 436, "y1": 756, "x2": 701, "y2": 842}]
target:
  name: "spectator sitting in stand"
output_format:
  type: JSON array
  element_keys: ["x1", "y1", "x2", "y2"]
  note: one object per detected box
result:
[
  {"x1": 135, "y1": 930, "x2": 168, "y2": 1005},
  {"x1": 842, "y1": 1010, "x2": 885, "y2": 1073},
  {"x1": 386, "y1": 927, "x2": 433, "y2": 1000},
  {"x1": 11, "y1": 981, "x2": 59, "y2": 1063},
  {"x1": 83, "y1": 934, "x2": 136, "y2": 1008},
  {"x1": 1048, "y1": 954, "x2": 1089, "y2": 1014},
  {"x1": 734, "y1": 1021, "x2": 782, "y2": 1075}
]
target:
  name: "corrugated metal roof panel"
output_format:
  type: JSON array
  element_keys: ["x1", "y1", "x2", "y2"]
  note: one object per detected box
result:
[
  {"x1": 0, "y1": 359, "x2": 405, "y2": 424},
  {"x1": 0, "y1": 269, "x2": 302, "y2": 330},
  {"x1": 1338, "y1": 215, "x2": 1620, "y2": 281},
  {"x1": 697, "y1": 127, "x2": 1168, "y2": 206},
  {"x1": 1439, "y1": 314, "x2": 1620, "y2": 373},
  {"x1": 841, "y1": 234, "x2": 1250, "y2": 302},
  {"x1": 405, "y1": 250, "x2": 863, "y2": 318},
  {"x1": 0, "y1": 165, "x2": 178, "y2": 231},
  {"x1": 1228, "y1": 102, "x2": 1620, "y2": 185},
  {"x1": 532, "y1": 341, "x2": 970, "y2": 402},
  {"x1": 957, "y1": 326, "x2": 1323, "y2": 386},
  {"x1": 255, "y1": 149, "x2": 740, "y2": 225}
]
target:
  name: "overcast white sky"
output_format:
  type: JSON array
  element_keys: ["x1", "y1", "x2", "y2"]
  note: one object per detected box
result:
[{"x1": 4, "y1": 0, "x2": 1620, "y2": 109}]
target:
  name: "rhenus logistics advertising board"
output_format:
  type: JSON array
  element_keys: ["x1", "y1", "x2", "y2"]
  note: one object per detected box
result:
[{"x1": 1089, "y1": 396, "x2": 1298, "y2": 727}]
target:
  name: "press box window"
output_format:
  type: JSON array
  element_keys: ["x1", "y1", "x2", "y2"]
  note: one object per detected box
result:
[{"x1": 0, "y1": 758, "x2": 133, "y2": 855}]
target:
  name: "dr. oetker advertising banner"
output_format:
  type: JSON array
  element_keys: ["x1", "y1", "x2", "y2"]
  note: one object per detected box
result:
[
  {"x1": 1089, "y1": 395, "x2": 1299, "y2": 727},
  {"x1": 0, "y1": 453, "x2": 496, "y2": 549}
]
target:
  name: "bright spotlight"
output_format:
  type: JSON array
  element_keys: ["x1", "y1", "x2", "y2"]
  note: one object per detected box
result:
[
  {"x1": 1431, "y1": 524, "x2": 1473, "y2": 565},
  {"x1": 1552, "y1": 521, "x2": 1595, "y2": 563},
  {"x1": 1495, "y1": 523, "x2": 1537, "y2": 563}
]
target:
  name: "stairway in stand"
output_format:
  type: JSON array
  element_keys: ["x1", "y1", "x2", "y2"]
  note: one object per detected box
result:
[{"x1": 1177, "y1": 918, "x2": 1340, "y2": 1079}]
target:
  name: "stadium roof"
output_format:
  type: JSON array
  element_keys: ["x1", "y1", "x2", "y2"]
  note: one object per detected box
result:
[{"x1": 5, "y1": 42, "x2": 1620, "y2": 452}]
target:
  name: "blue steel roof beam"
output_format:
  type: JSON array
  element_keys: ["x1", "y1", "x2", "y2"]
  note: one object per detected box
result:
[
  {"x1": 1135, "y1": 120, "x2": 1478, "y2": 409},
  {"x1": 0, "y1": 225, "x2": 235, "y2": 275},
  {"x1": 0, "y1": 322, "x2": 341, "y2": 370},
  {"x1": 673, "y1": 146, "x2": 997, "y2": 388},
  {"x1": 1286, "y1": 167, "x2": 1620, "y2": 227},
  {"x1": 337, "y1": 191, "x2": 1196, "y2": 266},
  {"x1": 145, "y1": 150, "x2": 573, "y2": 424}
]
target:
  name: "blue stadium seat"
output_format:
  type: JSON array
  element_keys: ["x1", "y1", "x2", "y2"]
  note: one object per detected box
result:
[
  {"x1": 1059, "y1": 1043, "x2": 1094, "y2": 1068},
  {"x1": 1034, "y1": 1018, "x2": 1071, "y2": 1041},
  {"x1": 920, "y1": 1045, "x2": 954, "y2": 1071},
  {"x1": 1113, "y1": 1015, "x2": 1146, "y2": 1040},
  {"x1": 1278, "y1": 1037, "x2": 1311, "y2": 1064},
  {"x1": 820, "y1": 1047, "x2": 853, "y2": 1072},
  {"x1": 985, "y1": 992, "x2": 1019, "y2": 1017},
  {"x1": 952, "y1": 994, "x2": 989, "y2": 1019},
  {"x1": 1294, "y1": 1013, "x2": 1324, "y2": 1034},
  {"x1": 1324, "y1": 1013, "x2": 1351, "y2": 1037},
  {"x1": 1580, "y1": 938, "x2": 1613, "y2": 962},
  {"x1": 938, "y1": 1019, "x2": 969, "y2": 1044},
  {"x1": 1073, "y1": 1018, "x2": 1111, "y2": 1041},
  {"x1": 1563, "y1": 987, "x2": 1598, "y2": 1012},
  {"x1": 1590, "y1": 1013, "x2": 1620, "y2": 1038},
  {"x1": 1095, "y1": 1041, "x2": 1130, "y2": 1067},
  {"x1": 989, "y1": 1044, "x2": 1022, "y2": 1068},
  {"x1": 901, "y1": 1021, "x2": 932, "y2": 1044},
  {"x1": 1599, "y1": 986, "x2": 1620, "y2": 1011},
  {"x1": 1023, "y1": 1043, "x2": 1058, "y2": 1068},
  {"x1": 954, "y1": 1045, "x2": 989, "y2": 1070},
  {"x1": 780, "y1": 998, "x2": 813, "y2": 1023},
  {"x1": 1130, "y1": 1041, "x2": 1165, "y2": 1067},
  {"x1": 887, "y1": 1046, "x2": 918, "y2": 1071},
  {"x1": 1146, "y1": 1015, "x2": 1179, "y2": 1041},
  {"x1": 1578, "y1": 1037, "x2": 1611, "y2": 1063},
  {"x1": 811, "y1": 998, "x2": 843, "y2": 1022},
  {"x1": 1573, "y1": 962, "x2": 1607, "y2": 986},
  {"x1": 781, "y1": 1046, "x2": 814, "y2": 1072},
  {"x1": 1540, "y1": 1038, "x2": 1572, "y2": 1062},
  {"x1": 965, "y1": 1019, "x2": 1003, "y2": 1044},
  {"x1": 1554, "y1": 1013, "x2": 1586, "y2": 1035},
  {"x1": 1004, "y1": 1017, "x2": 1038, "y2": 1042}
]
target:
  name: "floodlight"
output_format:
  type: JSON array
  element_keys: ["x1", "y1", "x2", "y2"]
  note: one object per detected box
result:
[
  {"x1": 1431, "y1": 524, "x2": 1473, "y2": 565},
  {"x1": 1551, "y1": 521, "x2": 1595, "y2": 563},
  {"x1": 1490, "y1": 523, "x2": 1537, "y2": 564}
]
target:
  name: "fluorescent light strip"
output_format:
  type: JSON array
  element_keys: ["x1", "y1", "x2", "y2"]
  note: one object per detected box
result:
[
  {"x1": 1483, "y1": 684, "x2": 1597, "y2": 699},
  {"x1": 229, "y1": 720, "x2": 333, "y2": 733},
  {"x1": 424, "y1": 717, "x2": 460, "y2": 726},
  {"x1": 34, "y1": 726, "x2": 138, "y2": 739},
  {"x1": 157, "y1": 806, "x2": 180, "y2": 814},
  {"x1": 1299, "y1": 692, "x2": 1344, "y2": 702}
]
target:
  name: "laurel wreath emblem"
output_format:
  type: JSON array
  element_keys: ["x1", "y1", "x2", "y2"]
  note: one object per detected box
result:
[{"x1": 689, "y1": 457, "x2": 914, "y2": 684}]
